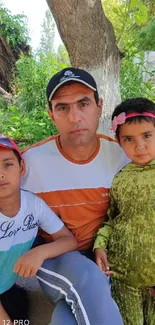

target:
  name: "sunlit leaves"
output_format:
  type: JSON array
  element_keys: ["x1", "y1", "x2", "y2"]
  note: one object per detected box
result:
[
  {"x1": 0, "y1": 5, "x2": 29, "y2": 49},
  {"x1": 102, "y1": 0, "x2": 148, "y2": 49},
  {"x1": 137, "y1": 19, "x2": 155, "y2": 50}
]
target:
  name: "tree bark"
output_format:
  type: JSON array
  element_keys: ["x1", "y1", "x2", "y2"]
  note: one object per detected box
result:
[
  {"x1": 0, "y1": 37, "x2": 30, "y2": 95},
  {"x1": 0, "y1": 37, "x2": 15, "y2": 92},
  {"x1": 46, "y1": 0, "x2": 121, "y2": 135},
  {"x1": 0, "y1": 86, "x2": 12, "y2": 103}
]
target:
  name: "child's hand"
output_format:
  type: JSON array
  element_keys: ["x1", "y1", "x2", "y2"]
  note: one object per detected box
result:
[
  {"x1": 94, "y1": 248, "x2": 113, "y2": 275},
  {"x1": 13, "y1": 248, "x2": 45, "y2": 277},
  {"x1": 149, "y1": 287, "x2": 155, "y2": 297}
]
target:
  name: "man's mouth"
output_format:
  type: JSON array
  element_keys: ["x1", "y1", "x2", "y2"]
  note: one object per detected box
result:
[
  {"x1": 0, "y1": 183, "x2": 9, "y2": 187},
  {"x1": 70, "y1": 129, "x2": 86, "y2": 134}
]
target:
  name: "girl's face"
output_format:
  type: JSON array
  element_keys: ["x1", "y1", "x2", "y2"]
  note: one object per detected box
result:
[{"x1": 118, "y1": 120, "x2": 155, "y2": 165}]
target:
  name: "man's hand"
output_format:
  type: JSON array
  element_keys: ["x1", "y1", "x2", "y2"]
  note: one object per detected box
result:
[
  {"x1": 94, "y1": 248, "x2": 113, "y2": 275},
  {"x1": 13, "y1": 247, "x2": 45, "y2": 277}
]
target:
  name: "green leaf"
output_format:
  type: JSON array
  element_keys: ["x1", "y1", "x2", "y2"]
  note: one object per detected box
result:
[{"x1": 130, "y1": 0, "x2": 139, "y2": 10}]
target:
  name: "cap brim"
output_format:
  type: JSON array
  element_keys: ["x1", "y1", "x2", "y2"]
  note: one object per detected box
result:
[
  {"x1": 0, "y1": 140, "x2": 22, "y2": 157},
  {"x1": 48, "y1": 78, "x2": 97, "y2": 101},
  {"x1": 0, "y1": 143, "x2": 13, "y2": 150}
]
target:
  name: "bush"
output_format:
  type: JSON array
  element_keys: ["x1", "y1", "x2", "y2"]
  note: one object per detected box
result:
[
  {"x1": 0, "y1": 5, "x2": 29, "y2": 49},
  {"x1": 0, "y1": 105, "x2": 58, "y2": 150},
  {"x1": 120, "y1": 47, "x2": 155, "y2": 102},
  {"x1": 15, "y1": 53, "x2": 68, "y2": 112}
]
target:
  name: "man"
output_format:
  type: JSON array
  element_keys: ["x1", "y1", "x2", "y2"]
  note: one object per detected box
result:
[{"x1": 22, "y1": 68, "x2": 128, "y2": 325}]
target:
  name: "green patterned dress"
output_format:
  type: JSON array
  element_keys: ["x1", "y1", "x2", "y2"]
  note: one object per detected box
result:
[{"x1": 94, "y1": 160, "x2": 155, "y2": 325}]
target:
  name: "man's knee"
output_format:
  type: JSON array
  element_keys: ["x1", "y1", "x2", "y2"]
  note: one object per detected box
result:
[{"x1": 38, "y1": 250, "x2": 110, "y2": 292}]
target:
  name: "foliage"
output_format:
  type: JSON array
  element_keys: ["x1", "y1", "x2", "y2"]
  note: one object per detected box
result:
[
  {"x1": 0, "y1": 105, "x2": 58, "y2": 150},
  {"x1": 103, "y1": 0, "x2": 155, "y2": 102},
  {"x1": 0, "y1": 96, "x2": 8, "y2": 110},
  {"x1": 102, "y1": 0, "x2": 148, "y2": 50},
  {"x1": 0, "y1": 4, "x2": 29, "y2": 49},
  {"x1": 15, "y1": 52, "x2": 68, "y2": 112},
  {"x1": 137, "y1": 18, "x2": 155, "y2": 51},
  {"x1": 120, "y1": 46, "x2": 155, "y2": 102},
  {"x1": 0, "y1": 49, "x2": 69, "y2": 148},
  {"x1": 142, "y1": 0, "x2": 155, "y2": 17},
  {"x1": 0, "y1": 2, "x2": 70, "y2": 148},
  {"x1": 57, "y1": 44, "x2": 70, "y2": 65},
  {"x1": 39, "y1": 9, "x2": 56, "y2": 55},
  {"x1": 1, "y1": 0, "x2": 154, "y2": 149}
]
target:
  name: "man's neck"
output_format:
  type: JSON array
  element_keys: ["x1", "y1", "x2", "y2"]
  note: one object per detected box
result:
[
  {"x1": 0, "y1": 192, "x2": 21, "y2": 217},
  {"x1": 59, "y1": 136, "x2": 99, "y2": 162}
]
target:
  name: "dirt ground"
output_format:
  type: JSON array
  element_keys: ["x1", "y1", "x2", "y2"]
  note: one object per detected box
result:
[{"x1": 17, "y1": 277, "x2": 55, "y2": 325}]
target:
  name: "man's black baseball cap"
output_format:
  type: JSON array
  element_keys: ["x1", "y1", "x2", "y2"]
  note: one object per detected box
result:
[{"x1": 46, "y1": 67, "x2": 99, "y2": 101}]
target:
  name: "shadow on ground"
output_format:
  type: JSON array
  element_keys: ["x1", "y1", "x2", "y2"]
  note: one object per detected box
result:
[{"x1": 17, "y1": 277, "x2": 55, "y2": 325}]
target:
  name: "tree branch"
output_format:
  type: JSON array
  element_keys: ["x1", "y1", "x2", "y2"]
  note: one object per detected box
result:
[{"x1": 0, "y1": 87, "x2": 12, "y2": 102}]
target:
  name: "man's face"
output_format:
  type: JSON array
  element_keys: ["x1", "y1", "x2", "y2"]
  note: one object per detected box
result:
[
  {"x1": 48, "y1": 83, "x2": 102, "y2": 148},
  {"x1": 0, "y1": 148, "x2": 25, "y2": 199}
]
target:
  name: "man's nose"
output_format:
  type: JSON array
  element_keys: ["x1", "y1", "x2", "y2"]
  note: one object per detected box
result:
[
  {"x1": 0, "y1": 172, "x2": 5, "y2": 180},
  {"x1": 68, "y1": 107, "x2": 81, "y2": 124}
]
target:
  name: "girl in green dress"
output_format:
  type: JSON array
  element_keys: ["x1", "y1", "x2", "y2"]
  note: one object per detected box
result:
[{"x1": 94, "y1": 97, "x2": 155, "y2": 325}]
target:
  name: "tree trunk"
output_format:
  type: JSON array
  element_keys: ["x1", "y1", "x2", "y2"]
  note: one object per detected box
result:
[
  {"x1": 0, "y1": 37, "x2": 15, "y2": 92},
  {"x1": 46, "y1": 0, "x2": 121, "y2": 135},
  {"x1": 0, "y1": 37, "x2": 30, "y2": 95}
]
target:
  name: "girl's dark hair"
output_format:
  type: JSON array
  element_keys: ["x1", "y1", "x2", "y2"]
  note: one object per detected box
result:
[
  {"x1": 13, "y1": 150, "x2": 22, "y2": 165},
  {"x1": 112, "y1": 97, "x2": 155, "y2": 138}
]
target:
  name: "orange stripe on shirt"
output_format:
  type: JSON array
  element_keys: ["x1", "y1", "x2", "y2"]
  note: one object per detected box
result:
[{"x1": 38, "y1": 187, "x2": 110, "y2": 250}]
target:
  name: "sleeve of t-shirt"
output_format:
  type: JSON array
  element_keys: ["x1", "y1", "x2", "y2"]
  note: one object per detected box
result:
[
  {"x1": 34, "y1": 194, "x2": 64, "y2": 234},
  {"x1": 21, "y1": 149, "x2": 42, "y2": 193}
]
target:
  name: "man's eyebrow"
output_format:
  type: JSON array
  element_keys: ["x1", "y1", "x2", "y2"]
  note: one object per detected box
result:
[
  {"x1": 77, "y1": 96, "x2": 91, "y2": 104},
  {"x1": 54, "y1": 96, "x2": 91, "y2": 109},
  {"x1": 54, "y1": 102, "x2": 68, "y2": 109}
]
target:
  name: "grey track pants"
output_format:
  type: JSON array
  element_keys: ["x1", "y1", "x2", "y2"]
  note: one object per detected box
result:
[{"x1": 37, "y1": 251, "x2": 124, "y2": 325}]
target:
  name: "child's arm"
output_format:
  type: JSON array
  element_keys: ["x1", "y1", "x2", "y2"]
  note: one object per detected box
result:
[
  {"x1": 13, "y1": 225, "x2": 77, "y2": 277},
  {"x1": 0, "y1": 303, "x2": 13, "y2": 325},
  {"x1": 93, "y1": 186, "x2": 118, "y2": 274},
  {"x1": 93, "y1": 222, "x2": 113, "y2": 275}
]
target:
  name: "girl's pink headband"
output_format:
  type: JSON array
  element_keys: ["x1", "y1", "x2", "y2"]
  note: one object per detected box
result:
[{"x1": 111, "y1": 112, "x2": 155, "y2": 133}]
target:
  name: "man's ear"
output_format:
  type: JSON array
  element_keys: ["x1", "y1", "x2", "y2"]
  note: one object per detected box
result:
[
  {"x1": 20, "y1": 159, "x2": 26, "y2": 176},
  {"x1": 97, "y1": 98, "x2": 103, "y2": 117},
  {"x1": 48, "y1": 109, "x2": 55, "y2": 123}
]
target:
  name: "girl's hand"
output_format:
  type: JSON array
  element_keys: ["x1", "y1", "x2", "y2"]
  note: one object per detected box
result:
[{"x1": 94, "y1": 248, "x2": 113, "y2": 275}]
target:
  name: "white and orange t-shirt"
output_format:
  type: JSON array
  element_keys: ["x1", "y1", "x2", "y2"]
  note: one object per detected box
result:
[{"x1": 21, "y1": 134, "x2": 129, "y2": 250}]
